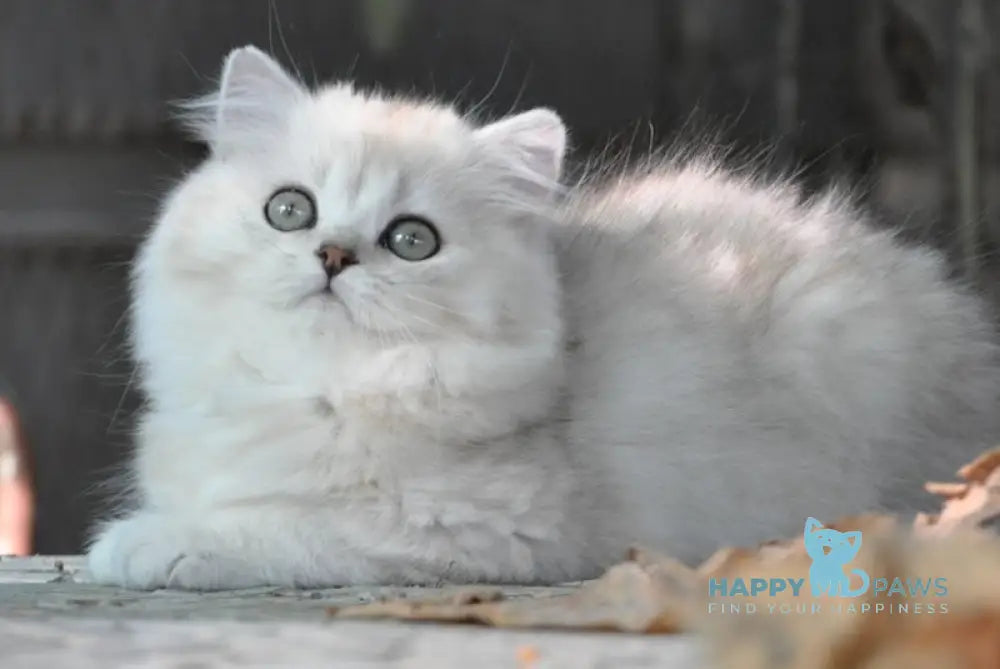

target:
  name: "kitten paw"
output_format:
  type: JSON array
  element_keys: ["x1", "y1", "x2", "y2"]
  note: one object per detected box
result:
[
  {"x1": 164, "y1": 552, "x2": 262, "y2": 590},
  {"x1": 87, "y1": 515, "x2": 180, "y2": 589},
  {"x1": 87, "y1": 514, "x2": 258, "y2": 590}
]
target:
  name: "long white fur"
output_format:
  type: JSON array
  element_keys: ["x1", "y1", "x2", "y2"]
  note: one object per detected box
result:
[{"x1": 87, "y1": 47, "x2": 1000, "y2": 589}]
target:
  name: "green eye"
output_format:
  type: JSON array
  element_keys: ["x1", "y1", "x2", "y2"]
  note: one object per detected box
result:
[
  {"x1": 379, "y1": 216, "x2": 441, "y2": 261},
  {"x1": 265, "y1": 187, "x2": 317, "y2": 232}
]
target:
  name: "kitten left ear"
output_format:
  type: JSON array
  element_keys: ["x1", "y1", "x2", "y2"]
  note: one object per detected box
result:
[
  {"x1": 180, "y1": 46, "x2": 306, "y2": 154},
  {"x1": 218, "y1": 46, "x2": 304, "y2": 115},
  {"x1": 475, "y1": 108, "x2": 567, "y2": 185}
]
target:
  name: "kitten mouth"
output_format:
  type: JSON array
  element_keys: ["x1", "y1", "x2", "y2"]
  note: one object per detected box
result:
[
  {"x1": 823, "y1": 546, "x2": 832, "y2": 555},
  {"x1": 312, "y1": 280, "x2": 336, "y2": 297}
]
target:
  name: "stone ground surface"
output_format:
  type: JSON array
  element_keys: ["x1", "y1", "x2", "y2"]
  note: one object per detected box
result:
[{"x1": 0, "y1": 555, "x2": 704, "y2": 668}]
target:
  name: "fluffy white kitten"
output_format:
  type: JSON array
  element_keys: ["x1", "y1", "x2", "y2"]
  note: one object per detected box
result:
[{"x1": 88, "y1": 46, "x2": 1000, "y2": 590}]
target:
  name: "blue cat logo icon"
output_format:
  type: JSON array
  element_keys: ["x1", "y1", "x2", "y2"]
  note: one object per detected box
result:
[{"x1": 803, "y1": 517, "x2": 870, "y2": 598}]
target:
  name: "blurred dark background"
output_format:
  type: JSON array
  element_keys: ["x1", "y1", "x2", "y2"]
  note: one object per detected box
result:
[{"x1": 1, "y1": 0, "x2": 998, "y2": 554}]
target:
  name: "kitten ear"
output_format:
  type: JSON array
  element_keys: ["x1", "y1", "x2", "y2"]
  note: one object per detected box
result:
[
  {"x1": 475, "y1": 108, "x2": 567, "y2": 187},
  {"x1": 217, "y1": 46, "x2": 305, "y2": 123},
  {"x1": 804, "y1": 517, "x2": 823, "y2": 534},
  {"x1": 843, "y1": 531, "x2": 862, "y2": 548},
  {"x1": 179, "y1": 46, "x2": 306, "y2": 154}
]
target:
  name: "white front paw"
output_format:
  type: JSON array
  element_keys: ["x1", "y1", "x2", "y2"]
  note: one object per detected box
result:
[
  {"x1": 162, "y1": 552, "x2": 262, "y2": 590},
  {"x1": 86, "y1": 514, "x2": 257, "y2": 591},
  {"x1": 87, "y1": 514, "x2": 182, "y2": 589}
]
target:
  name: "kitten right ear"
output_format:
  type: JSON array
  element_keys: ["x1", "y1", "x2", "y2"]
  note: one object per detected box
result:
[
  {"x1": 804, "y1": 517, "x2": 823, "y2": 534},
  {"x1": 179, "y1": 46, "x2": 306, "y2": 155},
  {"x1": 475, "y1": 109, "x2": 567, "y2": 195}
]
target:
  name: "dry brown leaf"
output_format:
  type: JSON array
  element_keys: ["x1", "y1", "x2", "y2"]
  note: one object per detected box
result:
[
  {"x1": 915, "y1": 447, "x2": 1000, "y2": 536},
  {"x1": 330, "y1": 548, "x2": 700, "y2": 633},
  {"x1": 860, "y1": 614, "x2": 1000, "y2": 669},
  {"x1": 702, "y1": 515, "x2": 907, "y2": 669},
  {"x1": 923, "y1": 481, "x2": 970, "y2": 499},
  {"x1": 832, "y1": 533, "x2": 1000, "y2": 669},
  {"x1": 703, "y1": 449, "x2": 1000, "y2": 669},
  {"x1": 706, "y1": 525, "x2": 1000, "y2": 668},
  {"x1": 958, "y1": 448, "x2": 1000, "y2": 483}
]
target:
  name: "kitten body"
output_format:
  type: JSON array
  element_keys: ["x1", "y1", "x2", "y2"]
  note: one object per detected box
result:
[{"x1": 87, "y1": 47, "x2": 1000, "y2": 589}]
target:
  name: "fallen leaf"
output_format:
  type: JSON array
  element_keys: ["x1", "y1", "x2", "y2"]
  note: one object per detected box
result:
[
  {"x1": 915, "y1": 447, "x2": 1000, "y2": 536},
  {"x1": 923, "y1": 481, "x2": 969, "y2": 499},
  {"x1": 331, "y1": 549, "x2": 700, "y2": 634},
  {"x1": 706, "y1": 526, "x2": 1000, "y2": 668},
  {"x1": 958, "y1": 448, "x2": 1000, "y2": 484}
]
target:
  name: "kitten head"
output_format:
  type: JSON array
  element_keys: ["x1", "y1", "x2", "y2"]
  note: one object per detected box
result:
[
  {"x1": 135, "y1": 47, "x2": 567, "y2": 399},
  {"x1": 803, "y1": 517, "x2": 862, "y2": 565}
]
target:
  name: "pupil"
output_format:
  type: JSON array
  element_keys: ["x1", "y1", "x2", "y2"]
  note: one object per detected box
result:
[{"x1": 395, "y1": 231, "x2": 419, "y2": 247}]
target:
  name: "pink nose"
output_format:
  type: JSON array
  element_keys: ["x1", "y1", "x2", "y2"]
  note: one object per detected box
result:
[{"x1": 315, "y1": 244, "x2": 358, "y2": 278}]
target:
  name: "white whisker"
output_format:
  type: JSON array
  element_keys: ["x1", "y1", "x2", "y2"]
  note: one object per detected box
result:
[{"x1": 395, "y1": 291, "x2": 466, "y2": 318}]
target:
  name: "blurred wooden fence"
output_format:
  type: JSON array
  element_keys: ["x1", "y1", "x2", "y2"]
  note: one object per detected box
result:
[{"x1": 0, "y1": 0, "x2": 996, "y2": 552}]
